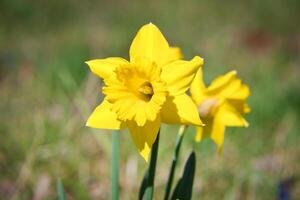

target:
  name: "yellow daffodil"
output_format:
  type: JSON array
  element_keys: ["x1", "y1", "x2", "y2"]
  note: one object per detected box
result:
[
  {"x1": 190, "y1": 68, "x2": 250, "y2": 152},
  {"x1": 86, "y1": 23, "x2": 203, "y2": 161}
]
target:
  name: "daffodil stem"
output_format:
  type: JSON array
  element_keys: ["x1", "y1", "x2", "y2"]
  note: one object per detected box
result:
[
  {"x1": 56, "y1": 177, "x2": 66, "y2": 200},
  {"x1": 145, "y1": 130, "x2": 160, "y2": 200},
  {"x1": 164, "y1": 125, "x2": 187, "y2": 200},
  {"x1": 112, "y1": 131, "x2": 119, "y2": 200}
]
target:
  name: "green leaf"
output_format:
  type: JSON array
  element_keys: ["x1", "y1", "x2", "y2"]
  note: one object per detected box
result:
[
  {"x1": 170, "y1": 178, "x2": 182, "y2": 200},
  {"x1": 171, "y1": 151, "x2": 196, "y2": 200},
  {"x1": 139, "y1": 171, "x2": 148, "y2": 200},
  {"x1": 56, "y1": 178, "x2": 66, "y2": 200}
]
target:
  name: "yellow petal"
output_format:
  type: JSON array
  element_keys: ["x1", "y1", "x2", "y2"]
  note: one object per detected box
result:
[
  {"x1": 161, "y1": 56, "x2": 204, "y2": 96},
  {"x1": 243, "y1": 103, "x2": 251, "y2": 113},
  {"x1": 210, "y1": 116, "x2": 226, "y2": 153},
  {"x1": 207, "y1": 70, "x2": 237, "y2": 92},
  {"x1": 195, "y1": 126, "x2": 204, "y2": 142},
  {"x1": 161, "y1": 94, "x2": 203, "y2": 126},
  {"x1": 190, "y1": 68, "x2": 207, "y2": 104},
  {"x1": 194, "y1": 116, "x2": 225, "y2": 153},
  {"x1": 168, "y1": 47, "x2": 183, "y2": 62},
  {"x1": 86, "y1": 100, "x2": 125, "y2": 129},
  {"x1": 194, "y1": 117, "x2": 213, "y2": 142},
  {"x1": 207, "y1": 70, "x2": 250, "y2": 100},
  {"x1": 85, "y1": 57, "x2": 128, "y2": 80},
  {"x1": 127, "y1": 116, "x2": 161, "y2": 161},
  {"x1": 217, "y1": 102, "x2": 249, "y2": 127},
  {"x1": 215, "y1": 78, "x2": 242, "y2": 99},
  {"x1": 227, "y1": 99, "x2": 251, "y2": 114},
  {"x1": 129, "y1": 23, "x2": 170, "y2": 66},
  {"x1": 229, "y1": 84, "x2": 250, "y2": 100}
]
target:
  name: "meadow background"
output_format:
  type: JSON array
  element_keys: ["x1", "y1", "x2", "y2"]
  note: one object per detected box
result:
[{"x1": 1, "y1": 0, "x2": 300, "y2": 199}]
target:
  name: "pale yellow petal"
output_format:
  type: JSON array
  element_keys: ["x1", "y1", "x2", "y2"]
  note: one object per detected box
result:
[
  {"x1": 194, "y1": 117, "x2": 213, "y2": 142},
  {"x1": 168, "y1": 47, "x2": 183, "y2": 62},
  {"x1": 207, "y1": 71, "x2": 250, "y2": 100},
  {"x1": 127, "y1": 116, "x2": 161, "y2": 161},
  {"x1": 85, "y1": 57, "x2": 129, "y2": 80},
  {"x1": 129, "y1": 23, "x2": 170, "y2": 66},
  {"x1": 210, "y1": 116, "x2": 226, "y2": 152},
  {"x1": 244, "y1": 103, "x2": 251, "y2": 113},
  {"x1": 214, "y1": 78, "x2": 242, "y2": 99},
  {"x1": 207, "y1": 70, "x2": 237, "y2": 92},
  {"x1": 161, "y1": 94, "x2": 203, "y2": 126},
  {"x1": 161, "y1": 56, "x2": 204, "y2": 96},
  {"x1": 229, "y1": 84, "x2": 250, "y2": 100},
  {"x1": 217, "y1": 102, "x2": 249, "y2": 127},
  {"x1": 86, "y1": 100, "x2": 125, "y2": 129},
  {"x1": 190, "y1": 68, "x2": 207, "y2": 104},
  {"x1": 227, "y1": 99, "x2": 251, "y2": 114},
  {"x1": 195, "y1": 126, "x2": 204, "y2": 142}
]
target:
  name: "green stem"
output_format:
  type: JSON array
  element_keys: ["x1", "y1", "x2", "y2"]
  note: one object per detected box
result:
[
  {"x1": 56, "y1": 178, "x2": 66, "y2": 200},
  {"x1": 112, "y1": 131, "x2": 119, "y2": 200},
  {"x1": 164, "y1": 125, "x2": 187, "y2": 200},
  {"x1": 145, "y1": 130, "x2": 160, "y2": 200}
]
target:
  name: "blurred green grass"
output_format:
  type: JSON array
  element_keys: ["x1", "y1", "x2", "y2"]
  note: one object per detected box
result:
[{"x1": 1, "y1": 0, "x2": 300, "y2": 199}]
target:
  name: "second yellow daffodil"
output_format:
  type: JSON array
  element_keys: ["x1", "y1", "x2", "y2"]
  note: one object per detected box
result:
[
  {"x1": 86, "y1": 23, "x2": 203, "y2": 161},
  {"x1": 190, "y1": 68, "x2": 250, "y2": 152}
]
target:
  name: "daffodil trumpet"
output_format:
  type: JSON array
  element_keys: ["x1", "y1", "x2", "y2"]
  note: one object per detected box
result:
[{"x1": 86, "y1": 23, "x2": 203, "y2": 161}]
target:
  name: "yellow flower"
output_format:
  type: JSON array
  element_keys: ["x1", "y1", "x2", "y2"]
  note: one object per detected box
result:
[
  {"x1": 86, "y1": 23, "x2": 203, "y2": 161},
  {"x1": 190, "y1": 68, "x2": 250, "y2": 152}
]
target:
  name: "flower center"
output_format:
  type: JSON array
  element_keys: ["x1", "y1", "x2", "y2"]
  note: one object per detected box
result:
[
  {"x1": 138, "y1": 81, "x2": 154, "y2": 101},
  {"x1": 197, "y1": 98, "x2": 218, "y2": 117},
  {"x1": 103, "y1": 62, "x2": 167, "y2": 126},
  {"x1": 113, "y1": 64, "x2": 157, "y2": 102}
]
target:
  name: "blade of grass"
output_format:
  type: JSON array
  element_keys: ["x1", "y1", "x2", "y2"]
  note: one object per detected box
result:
[
  {"x1": 144, "y1": 130, "x2": 160, "y2": 200},
  {"x1": 164, "y1": 125, "x2": 187, "y2": 200},
  {"x1": 112, "y1": 131, "x2": 119, "y2": 200},
  {"x1": 56, "y1": 178, "x2": 66, "y2": 200}
]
